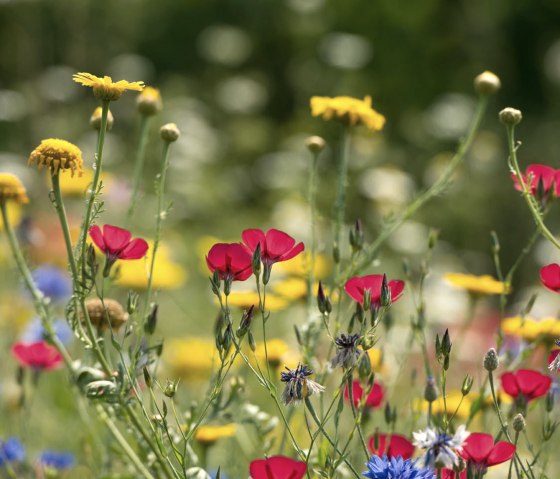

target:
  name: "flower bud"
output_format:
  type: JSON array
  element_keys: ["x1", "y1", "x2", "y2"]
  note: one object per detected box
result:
[
  {"x1": 424, "y1": 377, "x2": 439, "y2": 403},
  {"x1": 499, "y1": 107, "x2": 522, "y2": 126},
  {"x1": 474, "y1": 71, "x2": 501, "y2": 96},
  {"x1": 137, "y1": 87, "x2": 163, "y2": 116},
  {"x1": 461, "y1": 374, "x2": 474, "y2": 396},
  {"x1": 363, "y1": 288, "x2": 372, "y2": 311},
  {"x1": 305, "y1": 135, "x2": 326, "y2": 154},
  {"x1": 483, "y1": 348, "x2": 499, "y2": 372},
  {"x1": 236, "y1": 305, "x2": 254, "y2": 338},
  {"x1": 160, "y1": 122, "x2": 180, "y2": 143},
  {"x1": 90, "y1": 107, "x2": 114, "y2": 131},
  {"x1": 349, "y1": 219, "x2": 364, "y2": 252},
  {"x1": 144, "y1": 303, "x2": 158, "y2": 335},
  {"x1": 380, "y1": 274, "x2": 392, "y2": 308},
  {"x1": 251, "y1": 244, "x2": 262, "y2": 276},
  {"x1": 513, "y1": 413, "x2": 526, "y2": 432},
  {"x1": 317, "y1": 281, "x2": 328, "y2": 314},
  {"x1": 164, "y1": 379, "x2": 179, "y2": 398},
  {"x1": 85, "y1": 380, "x2": 118, "y2": 400}
]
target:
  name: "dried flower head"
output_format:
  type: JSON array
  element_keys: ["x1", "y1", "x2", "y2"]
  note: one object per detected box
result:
[
  {"x1": 0, "y1": 173, "x2": 28, "y2": 205},
  {"x1": 137, "y1": 87, "x2": 163, "y2": 116},
  {"x1": 73, "y1": 72, "x2": 144, "y2": 101},
  {"x1": 85, "y1": 298, "x2": 128, "y2": 332},
  {"x1": 311, "y1": 95, "x2": 385, "y2": 131},
  {"x1": 90, "y1": 107, "x2": 114, "y2": 130},
  {"x1": 330, "y1": 333, "x2": 361, "y2": 369},
  {"x1": 280, "y1": 363, "x2": 325, "y2": 405},
  {"x1": 28, "y1": 139, "x2": 84, "y2": 177}
]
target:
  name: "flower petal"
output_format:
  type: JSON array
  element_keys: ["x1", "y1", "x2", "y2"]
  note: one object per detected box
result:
[
  {"x1": 249, "y1": 456, "x2": 306, "y2": 479},
  {"x1": 265, "y1": 229, "x2": 296, "y2": 258},
  {"x1": 514, "y1": 369, "x2": 551, "y2": 399},
  {"x1": 461, "y1": 432, "x2": 494, "y2": 464},
  {"x1": 486, "y1": 441, "x2": 516, "y2": 466},
  {"x1": 102, "y1": 225, "x2": 132, "y2": 254},
  {"x1": 540, "y1": 263, "x2": 560, "y2": 293},
  {"x1": 278, "y1": 241, "x2": 305, "y2": 262},
  {"x1": 88, "y1": 225, "x2": 106, "y2": 252},
  {"x1": 500, "y1": 372, "x2": 520, "y2": 398},
  {"x1": 242, "y1": 229, "x2": 266, "y2": 254},
  {"x1": 388, "y1": 279, "x2": 405, "y2": 302},
  {"x1": 120, "y1": 238, "x2": 149, "y2": 260}
]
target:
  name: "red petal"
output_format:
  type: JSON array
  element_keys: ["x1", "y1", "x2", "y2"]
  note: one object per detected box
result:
[
  {"x1": 388, "y1": 280, "x2": 405, "y2": 303},
  {"x1": 265, "y1": 229, "x2": 296, "y2": 258},
  {"x1": 227, "y1": 243, "x2": 252, "y2": 273},
  {"x1": 361, "y1": 275, "x2": 385, "y2": 303},
  {"x1": 344, "y1": 276, "x2": 366, "y2": 304},
  {"x1": 549, "y1": 349, "x2": 560, "y2": 366},
  {"x1": 344, "y1": 380, "x2": 363, "y2": 407},
  {"x1": 365, "y1": 382, "x2": 384, "y2": 408},
  {"x1": 278, "y1": 242, "x2": 305, "y2": 262},
  {"x1": 486, "y1": 441, "x2": 516, "y2": 466},
  {"x1": 527, "y1": 164, "x2": 556, "y2": 191},
  {"x1": 514, "y1": 369, "x2": 551, "y2": 399},
  {"x1": 367, "y1": 434, "x2": 388, "y2": 455},
  {"x1": 540, "y1": 263, "x2": 560, "y2": 293},
  {"x1": 500, "y1": 372, "x2": 520, "y2": 398},
  {"x1": 250, "y1": 456, "x2": 306, "y2": 479},
  {"x1": 442, "y1": 470, "x2": 465, "y2": 479},
  {"x1": 89, "y1": 225, "x2": 106, "y2": 252},
  {"x1": 387, "y1": 434, "x2": 415, "y2": 460},
  {"x1": 102, "y1": 225, "x2": 132, "y2": 254},
  {"x1": 207, "y1": 244, "x2": 229, "y2": 272},
  {"x1": 11, "y1": 341, "x2": 62, "y2": 370},
  {"x1": 242, "y1": 229, "x2": 266, "y2": 254},
  {"x1": 462, "y1": 432, "x2": 494, "y2": 464},
  {"x1": 120, "y1": 238, "x2": 149, "y2": 260}
]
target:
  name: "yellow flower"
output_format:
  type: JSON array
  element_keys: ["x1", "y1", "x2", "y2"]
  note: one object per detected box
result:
[
  {"x1": 0, "y1": 173, "x2": 28, "y2": 205},
  {"x1": 274, "y1": 252, "x2": 332, "y2": 279},
  {"x1": 365, "y1": 348, "x2": 384, "y2": 373},
  {"x1": 271, "y1": 278, "x2": 308, "y2": 300},
  {"x1": 310, "y1": 95, "x2": 385, "y2": 131},
  {"x1": 502, "y1": 316, "x2": 560, "y2": 342},
  {"x1": 115, "y1": 242, "x2": 186, "y2": 290},
  {"x1": 416, "y1": 391, "x2": 472, "y2": 419},
  {"x1": 137, "y1": 86, "x2": 163, "y2": 116},
  {"x1": 194, "y1": 424, "x2": 236, "y2": 445},
  {"x1": 254, "y1": 339, "x2": 290, "y2": 368},
  {"x1": 225, "y1": 291, "x2": 288, "y2": 312},
  {"x1": 73, "y1": 72, "x2": 144, "y2": 101},
  {"x1": 28, "y1": 139, "x2": 84, "y2": 177},
  {"x1": 163, "y1": 337, "x2": 218, "y2": 380},
  {"x1": 444, "y1": 273, "x2": 510, "y2": 295},
  {"x1": 54, "y1": 169, "x2": 112, "y2": 197}
]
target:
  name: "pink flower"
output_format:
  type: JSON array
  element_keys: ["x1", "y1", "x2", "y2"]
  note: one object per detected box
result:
[
  {"x1": 89, "y1": 225, "x2": 148, "y2": 261},
  {"x1": 501, "y1": 369, "x2": 551, "y2": 402},
  {"x1": 540, "y1": 263, "x2": 560, "y2": 293},
  {"x1": 368, "y1": 433, "x2": 415, "y2": 459},
  {"x1": 344, "y1": 274, "x2": 404, "y2": 308},
  {"x1": 460, "y1": 432, "x2": 516, "y2": 472},
  {"x1": 249, "y1": 456, "x2": 306, "y2": 479},
  {"x1": 11, "y1": 341, "x2": 63, "y2": 371},
  {"x1": 512, "y1": 164, "x2": 559, "y2": 199},
  {"x1": 242, "y1": 229, "x2": 304, "y2": 266},
  {"x1": 206, "y1": 243, "x2": 253, "y2": 282},
  {"x1": 344, "y1": 380, "x2": 384, "y2": 409}
]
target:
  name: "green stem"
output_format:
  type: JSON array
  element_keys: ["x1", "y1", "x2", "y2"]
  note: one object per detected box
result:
[
  {"x1": 345, "y1": 376, "x2": 370, "y2": 460},
  {"x1": 127, "y1": 115, "x2": 152, "y2": 224},
  {"x1": 333, "y1": 126, "x2": 351, "y2": 272},
  {"x1": 307, "y1": 149, "x2": 320, "y2": 312},
  {"x1": 346, "y1": 95, "x2": 489, "y2": 279}
]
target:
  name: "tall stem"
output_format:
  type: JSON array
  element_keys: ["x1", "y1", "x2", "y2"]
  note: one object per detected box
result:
[
  {"x1": 333, "y1": 126, "x2": 351, "y2": 275},
  {"x1": 307, "y1": 149, "x2": 320, "y2": 312},
  {"x1": 127, "y1": 115, "x2": 151, "y2": 225}
]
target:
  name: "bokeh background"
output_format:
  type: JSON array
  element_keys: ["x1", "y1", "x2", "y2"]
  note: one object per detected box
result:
[{"x1": 1, "y1": 0, "x2": 560, "y2": 477}]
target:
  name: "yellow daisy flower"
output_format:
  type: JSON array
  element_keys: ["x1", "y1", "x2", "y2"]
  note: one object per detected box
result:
[
  {"x1": 115, "y1": 242, "x2": 186, "y2": 290},
  {"x1": 224, "y1": 290, "x2": 288, "y2": 312},
  {"x1": 444, "y1": 273, "x2": 510, "y2": 295},
  {"x1": 416, "y1": 390, "x2": 472, "y2": 419},
  {"x1": 163, "y1": 337, "x2": 218, "y2": 380},
  {"x1": 254, "y1": 339, "x2": 290, "y2": 369},
  {"x1": 274, "y1": 252, "x2": 332, "y2": 279},
  {"x1": 28, "y1": 139, "x2": 84, "y2": 177},
  {"x1": 0, "y1": 173, "x2": 28, "y2": 205},
  {"x1": 502, "y1": 316, "x2": 560, "y2": 342},
  {"x1": 310, "y1": 95, "x2": 386, "y2": 131},
  {"x1": 194, "y1": 424, "x2": 236, "y2": 446},
  {"x1": 54, "y1": 169, "x2": 112, "y2": 197},
  {"x1": 73, "y1": 72, "x2": 144, "y2": 101}
]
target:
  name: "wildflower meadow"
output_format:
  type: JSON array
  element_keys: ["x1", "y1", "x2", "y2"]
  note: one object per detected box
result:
[{"x1": 1, "y1": 2, "x2": 560, "y2": 479}]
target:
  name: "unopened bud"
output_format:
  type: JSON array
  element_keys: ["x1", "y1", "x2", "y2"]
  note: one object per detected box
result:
[
  {"x1": 461, "y1": 375, "x2": 474, "y2": 396},
  {"x1": 248, "y1": 331, "x2": 256, "y2": 352},
  {"x1": 499, "y1": 107, "x2": 522, "y2": 126},
  {"x1": 513, "y1": 413, "x2": 526, "y2": 432},
  {"x1": 317, "y1": 281, "x2": 328, "y2": 314},
  {"x1": 349, "y1": 219, "x2": 364, "y2": 252},
  {"x1": 237, "y1": 305, "x2": 254, "y2": 338},
  {"x1": 363, "y1": 288, "x2": 372, "y2": 311},
  {"x1": 380, "y1": 274, "x2": 392, "y2": 308},
  {"x1": 483, "y1": 348, "x2": 499, "y2": 372},
  {"x1": 160, "y1": 123, "x2": 180, "y2": 143},
  {"x1": 137, "y1": 87, "x2": 163, "y2": 116},
  {"x1": 474, "y1": 71, "x2": 501, "y2": 96},
  {"x1": 252, "y1": 244, "x2": 262, "y2": 276},
  {"x1": 360, "y1": 335, "x2": 375, "y2": 351},
  {"x1": 424, "y1": 377, "x2": 439, "y2": 403},
  {"x1": 164, "y1": 379, "x2": 179, "y2": 398},
  {"x1": 305, "y1": 135, "x2": 326, "y2": 154},
  {"x1": 144, "y1": 303, "x2": 158, "y2": 335},
  {"x1": 428, "y1": 229, "x2": 439, "y2": 250},
  {"x1": 90, "y1": 107, "x2": 114, "y2": 131}
]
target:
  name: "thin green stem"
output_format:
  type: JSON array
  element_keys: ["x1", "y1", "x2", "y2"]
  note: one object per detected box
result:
[
  {"x1": 345, "y1": 376, "x2": 370, "y2": 460},
  {"x1": 333, "y1": 126, "x2": 351, "y2": 274},
  {"x1": 127, "y1": 115, "x2": 152, "y2": 224},
  {"x1": 307, "y1": 150, "x2": 320, "y2": 312}
]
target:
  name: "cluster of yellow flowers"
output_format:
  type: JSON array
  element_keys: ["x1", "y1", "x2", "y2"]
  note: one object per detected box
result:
[
  {"x1": 502, "y1": 316, "x2": 560, "y2": 342},
  {"x1": 444, "y1": 272, "x2": 511, "y2": 295}
]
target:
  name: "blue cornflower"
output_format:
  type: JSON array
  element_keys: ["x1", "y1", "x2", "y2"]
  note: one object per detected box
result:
[
  {"x1": 413, "y1": 426, "x2": 469, "y2": 469},
  {"x1": 363, "y1": 455, "x2": 435, "y2": 479},
  {"x1": 31, "y1": 266, "x2": 72, "y2": 303},
  {"x1": 39, "y1": 450, "x2": 75, "y2": 470},
  {"x1": 21, "y1": 318, "x2": 73, "y2": 345},
  {"x1": 0, "y1": 437, "x2": 25, "y2": 467}
]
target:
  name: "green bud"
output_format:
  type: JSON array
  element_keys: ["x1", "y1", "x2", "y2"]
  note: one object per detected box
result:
[
  {"x1": 362, "y1": 288, "x2": 372, "y2": 311},
  {"x1": 546, "y1": 390, "x2": 554, "y2": 412},
  {"x1": 380, "y1": 274, "x2": 392, "y2": 308},
  {"x1": 333, "y1": 244, "x2": 340, "y2": 264},
  {"x1": 349, "y1": 219, "x2": 364, "y2": 252},
  {"x1": 144, "y1": 303, "x2": 158, "y2": 335},
  {"x1": 248, "y1": 331, "x2": 256, "y2": 352},
  {"x1": 143, "y1": 367, "x2": 152, "y2": 388},
  {"x1": 252, "y1": 244, "x2": 261, "y2": 276},
  {"x1": 461, "y1": 374, "x2": 474, "y2": 396},
  {"x1": 499, "y1": 107, "x2": 522, "y2": 126},
  {"x1": 483, "y1": 348, "x2": 499, "y2": 372},
  {"x1": 512, "y1": 413, "x2": 526, "y2": 432},
  {"x1": 164, "y1": 379, "x2": 179, "y2": 398},
  {"x1": 473, "y1": 71, "x2": 501, "y2": 96},
  {"x1": 424, "y1": 377, "x2": 439, "y2": 403}
]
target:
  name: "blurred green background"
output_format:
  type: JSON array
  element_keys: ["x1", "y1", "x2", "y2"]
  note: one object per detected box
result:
[{"x1": 1, "y1": 0, "x2": 560, "y2": 476}]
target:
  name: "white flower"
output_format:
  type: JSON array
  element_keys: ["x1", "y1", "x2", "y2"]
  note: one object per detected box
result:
[{"x1": 413, "y1": 426, "x2": 470, "y2": 469}]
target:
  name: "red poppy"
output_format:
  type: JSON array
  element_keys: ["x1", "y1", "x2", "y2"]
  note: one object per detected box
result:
[
  {"x1": 460, "y1": 432, "x2": 515, "y2": 471},
  {"x1": 206, "y1": 243, "x2": 253, "y2": 281},
  {"x1": 344, "y1": 380, "x2": 384, "y2": 409},
  {"x1": 242, "y1": 229, "x2": 304, "y2": 266},
  {"x1": 367, "y1": 433, "x2": 415, "y2": 459},
  {"x1": 249, "y1": 456, "x2": 306, "y2": 479},
  {"x1": 501, "y1": 369, "x2": 551, "y2": 402},
  {"x1": 540, "y1": 263, "x2": 560, "y2": 293},
  {"x1": 89, "y1": 224, "x2": 148, "y2": 261},
  {"x1": 512, "y1": 164, "x2": 559, "y2": 198},
  {"x1": 11, "y1": 341, "x2": 63, "y2": 371},
  {"x1": 344, "y1": 275, "x2": 404, "y2": 308}
]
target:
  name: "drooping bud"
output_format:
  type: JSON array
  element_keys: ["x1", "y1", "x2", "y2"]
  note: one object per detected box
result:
[
  {"x1": 483, "y1": 348, "x2": 499, "y2": 372},
  {"x1": 474, "y1": 71, "x2": 501, "y2": 96},
  {"x1": 499, "y1": 107, "x2": 522, "y2": 126},
  {"x1": 251, "y1": 243, "x2": 262, "y2": 277},
  {"x1": 317, "y1": 281, "x2": 328, "y2": 314},
  {"x1": 513, "y1": 413, "x2": 526, "y2": 432},
  {"x1": 424, "y1": 376, "x2": 439, "y2": 403}
]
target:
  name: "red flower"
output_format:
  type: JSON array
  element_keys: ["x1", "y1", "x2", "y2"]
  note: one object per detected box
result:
[
  {"x1": 249, "y1": 456, "x2": 306, "y2": 479},
  {"x1": 89, "y1": 224, "x2": 148, "y2": 261},
  {"x1": 11, "y1": 341, "x2": 63, "y2": 371},
  {"x1": 344, "y1": 380, "x2": 384, "y2": 409},
  {"x1": 344, "y1": 275, "x2": 404, "y2": 308},
  {"x1": 540, "y1": 263, "x2": 560, "y2": 293},
  {"x1": 442, "y1": 470, "x2": 465, "y2": 479},
  {"x1": 206, "y1": 243, "x2": 253, "y2": 281},
  {"x1": 501, "y1": 369, "x2": 551, "y2": 402},
  {"x1": 512, "y1": 164, "x2": 559, "y2": 199},
  {"x1": 242, "y1": 228, "x2": 304, "y2": 266},
  {"x1": 460, "y1": 432, "x2": 516, "y2": 472},
  {"x1": 367, "y1": 433, "x2": 415, "y2": 459}
]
